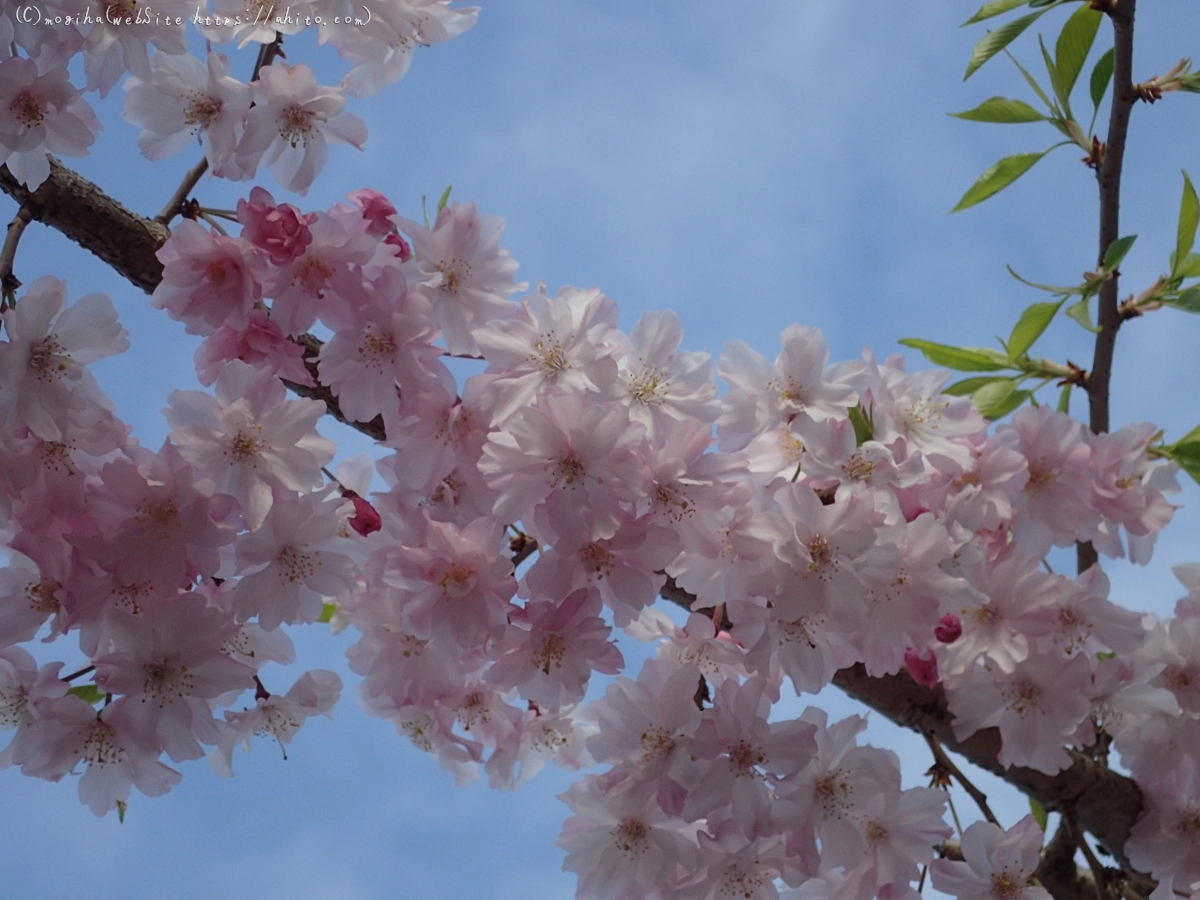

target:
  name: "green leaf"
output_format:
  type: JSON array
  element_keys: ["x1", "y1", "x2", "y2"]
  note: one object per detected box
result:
[
  {"x1": 1056, "y1": 383, "x2": 1072, "y2": 413},
  {"x1": 1176, "y1": 253, "x2": 1200, "y2": 278},
  {"x1": 1164, "y1": 287, "x2": 1200, "y2": 314},
  {"x1": 1055, "y1": 4, "x2": 1103, "y2": 99},
  {"x1": 848, "y1": 405, "x2": 874, "y2": 446},
  {"x1": 952, "y1": 150, "x2": 1051, "y2": 212},
  {"x1": 1103, "y1": 234, "x2": 1137, "y2": 271},
  {"x1": 1174, "y1": 424, "x2": 1200, "y2": 446},
  {"x1": 1007, "y1": 299, "x2": 1064, "y2": 361},
  {"x1": 1089, "y1": 47, "x2": 1115, "y2": 110},
  {"x1": 318, "y1": 602, "x2": 337, "y2": 624},
  {"x1": 1029, "y1": 797, "x2": 1049, "y2": 832},
  {"x1": 1007, "y1": 50, "x2": 1056, "y2": 111},
  {"x1": 1006, "y1": 265, "x2": 1081, "y2": 296},
  {"x1": 1175, "y1": 172, "x2": 1199, "y2": 276},
  {"x1": 1065, "y1": 298, "x2": 1100, "y2": 332},
  {"x1": 421, "y1": 195, "x2": 429, "y2": 229},
  {"x1": 1162, "y1": 440, "x2": 1200, "y2": 487},
  {"x1": 965, "y1": 10, "x2": 1051, "y2": 80},
  {"x1": 1096, "y1": 650, "x2": 1117, "y2": 660},
  {"x1": 973, "y1": 379, "x2": 1032, "y2": 420},
  {"x1": 437, "y1": 184, "x2": 453, "y2": 214},
  {"x1": 962, "y1": 0, "x2": 1030, "y2": 26},
  {"x1": 898, "y1": 339, "x2": 1010, "y2": 371},
  {"x1": 117, "y1": 800, "x2": 127, "y2": 824},
  {"x1": 68, "y1": 684, "x2": 104, "y2": 705},
  {"x1": 1039, "y1": 35, "x2": 1070, "y2": 116},
  {"x1": 945, "y1": 375, "x2": 1011, "y2": 396},
  {"x1": 950, "y1": 97, "x2": 1046, "y2": 123}
]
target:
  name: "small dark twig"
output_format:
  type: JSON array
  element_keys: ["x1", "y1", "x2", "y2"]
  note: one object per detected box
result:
[
  {"x1": 924, "y1": 732, "x2": 1000, "y2": 826},
  {"x1": 62, "y1": 664, "x2": 95, "y2": 683},
  {"x1": 1066, "y1": 814, "x2": 1112, "y2": 900},
  {"x1": 156, "y1": 158, "x2": 210, "y2": 225},
  {"x1": 0, "y1": 205, "x2": 32, "y2": 308}
]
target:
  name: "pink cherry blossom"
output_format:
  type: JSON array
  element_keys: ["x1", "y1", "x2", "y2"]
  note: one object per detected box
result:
[
  {"x1": 0, "y1": 56, "x2": 99, "y2": 189},
  {"x1": 930, "y1": 815, "x2": 1051, "y2": 900},
  {"x1": 122, "y1": 51, "x2": 249, "y2": 171},
  {"x1": 165, "y1": 360, "x2": 335, "y2": 530},
  {"x1": 236, "y1": 186, "x2": 317, "y2": 265},
  {"x1": 474, "y1": 284, "x2": 619, "y2": 423},
  {"x1": 236, "y1": 62, "x2": 367, "y2": 195},
  {"x1": 152, "y1": 220, "x2": 265, "y2": 336},
  {"x1": 486, "y1": 587, "x2": 623, "y2": 709},
  {"x1": 0, "y1": 277, "x2": 127, "y2": 444},
  {"x1": 396, "y1": 200, "x2": 524, "y2": 356}
]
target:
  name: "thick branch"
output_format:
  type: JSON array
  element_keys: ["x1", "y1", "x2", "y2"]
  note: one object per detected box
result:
[
  {"x1": 0, "y1": 159, "x2": 384, "y2": 441},
  {"x1": 660, "y1": 578, "x2": 1145, "y2": 872}
]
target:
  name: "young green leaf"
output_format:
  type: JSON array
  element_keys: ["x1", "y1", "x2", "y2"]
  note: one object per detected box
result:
[
  {"x1": 1102, "y1": 234, "x2": 1137, "y2": 271},
  {"x1": 1006, "y1": 265, "x2": 1081, "y2": 296},
  {"x1": 1175, "y1": 172, "x2": 1199, "y2": 276},
  {"x1": 1089, "y1": 47, "x2": 1115, "y2": 111},
  {"x1": 1055, "y1": 4, "x2": 1103, "y2": 99},
  {"x1": 421, "y1": 195, "x2": 430, "y2": 229},
  {"x1": 1006, "y1": 50, "x2": 1056, "y2": 112},
  {"x1": 318, "y1": 602, "x2": 337, "y2": 623},
  {"x1": 437, "y1": 184, "x2": 453, "y2": 214},
  {"x1": 952, "y1": 150, "x2": 1051, "y2": 212},
  {"x1": 973, "y1": 379, "x2": 1031, "y2": 420},
  {"x1": 898, "y1": 339, "x2": 1010, "y2": 371},
  {"x1": 117, "y1": 800, "x2": 127, "y2": 824},
  {"x1": 965, "y1": 10, "x2": 1052, "y2": 80},
  {"x1": 950, "y1": 97, "x2": 1046, "y2": 123},
  {"x1": 848, "y1": 405, "x2": 874, "y2": 446},
  {"x1": 1007, "y1": 299, "x2": 1063, "y2": 360},
  {"x1": 944, "y1": 375, "x2": 1012, "y2": 396},
  {"x1": 1176, "y1": 253, "x2": 1200, "y2": 278},
  {"x1": 1161, "y1": 440, "x2": 1200, "y2": 487},
  {"x1": 68, "y1": 684, "x2": 104, "y2": 705},
  {"x1": 962, "y1": 0, "x2": 1030, "y2": 26},
  {"x1": 1035, "y1": 37, "x2": 1068, "y2": 114},
  {"x1": 1164, "y1": 287, "x2": 1200, "y2": 314},
  {"x1": 1065, "y1": 297, "x2": 1100, "y2": 332},
  {"x1": 1029, "y1": 798, "x2": 1049, "y2": 832},
  {"x1": 1056, "y1": 383, "x2": 1072, "y2": 413}
]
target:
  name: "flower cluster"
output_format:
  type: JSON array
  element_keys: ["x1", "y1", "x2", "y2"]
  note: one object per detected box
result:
[
  {"x1": 0, "y1": 0, "x2": 475, "y2": 190},
  {"x1": 1, "y1": 184, "x2": 1196, "y2": 899}
]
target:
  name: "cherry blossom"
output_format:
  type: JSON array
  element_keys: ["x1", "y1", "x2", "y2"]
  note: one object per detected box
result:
[
  {"x1": 235, "y1": 62, "x2": 367, "y2": 194},
  {"x1": 165, "y1": 360, "x2": 335, "y2": 530},
  {"x1": 930, "y1": 815, "x2": 1051, "y2": 900}
]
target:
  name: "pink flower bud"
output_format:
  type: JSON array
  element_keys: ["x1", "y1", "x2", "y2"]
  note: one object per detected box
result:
[
  {"x1": 934, "y1": 614, "x2": 962, "y2": 644},
  {"x1": 343, "y1": 491, "x2": 382, "y2": 536},
  {"x1": 237, "y1": 186, "x2": 316, "y2": 265},
  {"x1": 348, "y1": 189, "x2": 398, "y2": 237},
  {"x1": 904, "y1": 648, "x2": 938, "y2": 687},
  {"x1": 384, "y1": 232, "x2": 412, "y2": 261}
]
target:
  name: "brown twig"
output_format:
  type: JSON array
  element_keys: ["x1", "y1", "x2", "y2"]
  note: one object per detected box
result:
[
  {"x1": 1065, "y1": 814, "x2": 1112, "y2": 900},
  {"x1": 1079, "y1": 0, "x2": 1139, "y2": 573},
  {"x1": 0, "y1": 204, "x2": 32, "y2": 306},
  {"x1": 925, "y1": 731, "x2": 1000, "y2": 827}
]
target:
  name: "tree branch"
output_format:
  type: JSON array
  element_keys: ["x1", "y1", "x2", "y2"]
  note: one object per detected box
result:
[
  {"x1": 0, "y1": 158, "x2": 385, "y2": 441},
  {"x1": 1079, "y1": 0, "x2": 1138, "y2": 575}
]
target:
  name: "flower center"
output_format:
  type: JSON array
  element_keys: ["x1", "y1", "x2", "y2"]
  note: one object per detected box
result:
[
  {"x1": 9, "y1": 89, "x2": 46, "y2": 128},
  {"x1": 532, "y1": 634, "x2": 566, "y2": 675},
  {"x1": 278, "y1": 105, "x2": 316, "y2": 146},
  {"x1": 611, "y1": 819, "x2": 649, "y2": 858}
]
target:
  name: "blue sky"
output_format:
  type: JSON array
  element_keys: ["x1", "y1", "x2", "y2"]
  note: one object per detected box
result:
[{"x1": 1, "y1": 2, "x2": 1198, "y2": 897}]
